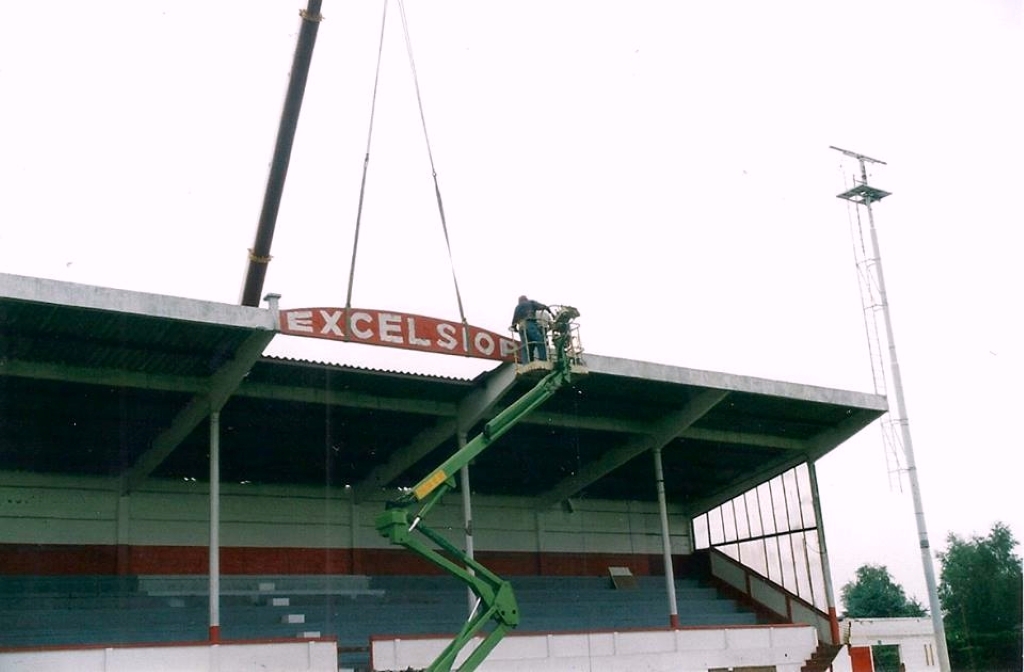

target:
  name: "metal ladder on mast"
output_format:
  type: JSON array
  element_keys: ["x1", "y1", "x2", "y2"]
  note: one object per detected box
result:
[{"x1": 834, "y1": 149, "x2": 905, "y2": 488}]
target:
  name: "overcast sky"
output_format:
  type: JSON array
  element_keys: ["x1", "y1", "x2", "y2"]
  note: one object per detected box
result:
[{"x1": 1, "y1": 1, "x2": 1021, "y2": 607}]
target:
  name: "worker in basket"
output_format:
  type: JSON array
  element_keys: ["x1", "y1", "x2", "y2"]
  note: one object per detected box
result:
[{"x1": 511, "y1": 295, "x2": 551, "y2": 363}]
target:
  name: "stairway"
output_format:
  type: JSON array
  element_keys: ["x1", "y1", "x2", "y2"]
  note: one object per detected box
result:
[{"x1": 802, "y1": 643, "x2": 844, "y2": 672}]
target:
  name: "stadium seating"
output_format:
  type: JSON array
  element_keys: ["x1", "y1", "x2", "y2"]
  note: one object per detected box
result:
[{"x1": 0, "y1": 572, "x2": 763, "y2": 670}]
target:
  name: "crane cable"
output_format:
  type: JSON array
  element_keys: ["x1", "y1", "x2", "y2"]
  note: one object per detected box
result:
[
  {"x1": 345, "y1": 0, "x2": 470, "y2": 332},
  {"x1": 344, "y1": 0, "x2": 389, "y2": 314}
]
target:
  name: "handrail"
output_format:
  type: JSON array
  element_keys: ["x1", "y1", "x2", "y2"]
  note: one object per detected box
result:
[{"x1": 706, "y1": 547, "x2": 837, "y2": 645}]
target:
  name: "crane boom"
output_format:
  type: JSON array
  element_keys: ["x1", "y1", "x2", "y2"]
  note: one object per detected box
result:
[
  {"x1": 240, "y1": 2, "x2": 323, "y2": 307},
  {"x1": 375, "y1": 305, "x2": 584, "y2": 672}
]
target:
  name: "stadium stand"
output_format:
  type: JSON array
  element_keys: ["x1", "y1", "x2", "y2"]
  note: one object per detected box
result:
[{"x1": 0, "y1": 571, "x2": 761, "y2": 670}]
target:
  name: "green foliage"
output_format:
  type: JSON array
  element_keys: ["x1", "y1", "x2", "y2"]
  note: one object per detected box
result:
[
  {"x1": 938, "y1": 522, "x2": 1023, "y2": 671},
  {"x1": 872, "y1": 644, "x2": 901, "y2": 672},
  {"x1": 841, "y1": 564, "x2": 927, "y2": 618}
]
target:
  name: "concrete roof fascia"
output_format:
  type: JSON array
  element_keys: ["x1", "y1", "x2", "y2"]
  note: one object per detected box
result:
[
  {"x1": 0, "y1": 273, "x2": 275, "y2": 331},
  {"x1": 585, "y1": 354, "x2": 888, "y2": 411}
]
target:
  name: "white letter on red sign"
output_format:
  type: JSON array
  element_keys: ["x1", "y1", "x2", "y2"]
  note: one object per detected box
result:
[
  {"x1": 379, "y1": 313, "x2": 403, "y2": 344},
  {"x1": 285, "y1": 310, "x2": 314, "y2": 333},
  {"x1": 407, "y1": 317, "x2": 430, "y2": 347},
  {"x1": 499, "y1": 338, "x2": 517, "y2": 357},
  {"x1": 319, "y1": 309, "x2": 344, "y2": 337},
  {"x1": 473, "y1": 332, "x2": 495, "y2": 357},
  {"x1": 436, "y1": 323, "x2": 458, "y2": 351},
  {"x1": 350, "y1": 312, "x2": 373, "y2": 340}
]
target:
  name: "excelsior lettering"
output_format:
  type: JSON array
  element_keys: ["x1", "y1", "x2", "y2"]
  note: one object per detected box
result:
[
  {"x1": 350, "y1": 311, "x2": 373, "y2": 340},
  {"x1": 379, "y1": 313, "x2": 403, "y2": 343},
  {"x1": 474, "y1": 331, "x2": 495, "y2": 356},
  {"x1": 320, "y1": 309, "x2": 344, "y2": 336},
  {"x1": 285, "y1": 310, "x2": 315, "y2": 333},
  {"x1": 436, "y1": 323, "x2": 458, "y2": 351},
  {"x1": 407, "y1": 317, "x2": 430, "y2": 347},
  {"x1": 279, "y1": 308, "x2": 517, "y2": 362}
]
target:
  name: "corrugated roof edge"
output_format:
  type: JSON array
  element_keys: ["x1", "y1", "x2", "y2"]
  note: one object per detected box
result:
[{"x1": 259, "y1": 354, "x2": 480, "y2": 383}]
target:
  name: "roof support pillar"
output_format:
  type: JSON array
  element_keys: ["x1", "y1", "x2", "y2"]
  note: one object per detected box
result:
[
  {"x1": 209, "y1": 409, "x2": 221, "y2": 644},
  {"x1": 121, "y1": 329, "x2": 274, "y2": 494},
  {"x1": 653, "y1": 446, "x2": 679, "y2": 628},
  {"x1": 458, "y1": 432, "x2": 477, "y2": 618},
  {"x1": 808, "y1": 460, "x2": 839, "y2": 645}
]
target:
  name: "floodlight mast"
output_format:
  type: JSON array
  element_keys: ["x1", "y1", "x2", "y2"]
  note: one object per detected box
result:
[{"x1": 831, "y1": 146, "x2": 950, "y2": 672}]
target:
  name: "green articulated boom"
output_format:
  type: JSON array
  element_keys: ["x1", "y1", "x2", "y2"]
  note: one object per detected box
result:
[{"x1": 375, "y1": 305, "x2": 584, "y2": 672}]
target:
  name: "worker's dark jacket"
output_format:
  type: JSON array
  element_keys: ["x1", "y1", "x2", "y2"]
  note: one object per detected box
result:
[{"x1": 511, "y1": 300, "x2": 547, "y2": 328}]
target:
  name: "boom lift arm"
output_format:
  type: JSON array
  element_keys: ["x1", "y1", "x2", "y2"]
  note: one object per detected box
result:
[{"x1": 375, "y1": 306, "x2": 584, "y2": 672}]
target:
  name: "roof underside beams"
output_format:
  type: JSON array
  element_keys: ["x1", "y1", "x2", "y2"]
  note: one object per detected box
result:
[
  {"x1": 454, "y1": 363, "x2": 518, "y2": 433},
  {"x1": 806, "y1": 407, "x2": 885, "y2": 461},
  {"x1": 684, "y1": 405, "x2": 884, "y2": 516},
  {"x1": 535, "y1": 389, "x2": 731, "y2": 509},
  {"x1": 0, "y1": 360, "x2": 201, "y2": 393},
  {"x1": 352, "y1": 417, "x2": 458, "y2": 502},
  {"x1": 685, "y1": 451, "x2": 813, "y2": 518},
  {"x1": 121, "y1": 330, "x2": 275, "y2": 494},
  {"x1": 0, "y1": 359, "x2": 874, "y2": 460},
  {"x1": 351, "y1": 363, "x2": 518, "y2": 502},
  {"x1": 0, "y1": 278, "x2": 887, "y2": 506},
  {"x1": 1, "y1": 357, "x2": 875, "y2": 503},
  {"x1": 523, "y1": 410, "x2": 808, "y2": 451}
]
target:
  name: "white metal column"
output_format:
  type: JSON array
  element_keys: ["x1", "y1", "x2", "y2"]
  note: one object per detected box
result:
[
  {"x1": 653, "y1": 447, "x2": 679, "y2": 627},
  {"x1": 808, "y1": 461, "x2": 839, "y2": 644},
  {"x1": 209, "y1": 409, "x2": 221, "y2": 642},
  {"x1": 458, "y1": 433, "x2": 477, "y2": 617}
]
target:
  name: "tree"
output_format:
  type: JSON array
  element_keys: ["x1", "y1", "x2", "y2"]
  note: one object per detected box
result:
[
  {"x1": 938, "y1": 522, "x2": 1023, "y2": 671},
  {"x1": 841, "y1": 564, "x2": 927, "y2": 618}
]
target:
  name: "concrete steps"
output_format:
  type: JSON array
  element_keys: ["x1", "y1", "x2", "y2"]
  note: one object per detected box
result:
[{"x1": 0, "y1": 573, "x2": 764, "y2": 653}]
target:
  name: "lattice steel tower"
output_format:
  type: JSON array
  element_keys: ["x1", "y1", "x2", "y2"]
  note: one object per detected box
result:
[{"x1": 831, "y1": 146, "x2": 950, "y2": 672}]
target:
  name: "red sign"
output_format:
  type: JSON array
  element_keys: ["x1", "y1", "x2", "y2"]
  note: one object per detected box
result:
[{"x1": 278, "y1": 307, "x2": 518, "y2": 362}]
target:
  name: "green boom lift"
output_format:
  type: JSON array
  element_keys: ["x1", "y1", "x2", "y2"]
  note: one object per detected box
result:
[{"x1": 375, "y1": 305, "x2": 585, "y2": 672}]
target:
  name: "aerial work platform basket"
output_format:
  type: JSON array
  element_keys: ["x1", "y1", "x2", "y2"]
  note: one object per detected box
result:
[{"x1": 511, "y1": 304, "x2": 587, "y2": 376}]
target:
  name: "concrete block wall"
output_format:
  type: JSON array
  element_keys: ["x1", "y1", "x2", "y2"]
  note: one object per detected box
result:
[
  {"x1": 371, "y1": 624, "x2": 819, "y2": 672},
  {"x1": 0, "y1": 640, "x2": 338, "y2": 672},
  {"x1": 0, "y1": 471, "x2": 692, "y2": 576}
]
